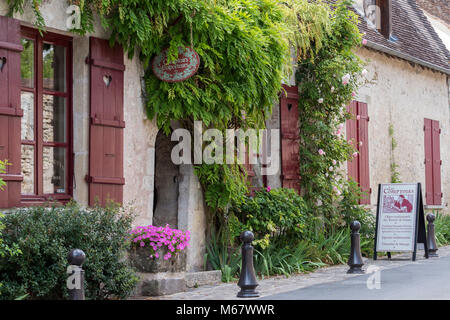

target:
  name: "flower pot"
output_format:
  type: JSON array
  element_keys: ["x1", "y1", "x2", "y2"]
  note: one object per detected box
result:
[{"x1": 129, "y1": 247, "x2": 186, "y2": 273}]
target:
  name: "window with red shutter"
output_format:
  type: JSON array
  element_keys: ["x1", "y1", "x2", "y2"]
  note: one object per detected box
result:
[
  {"x1": 346, "y1": 101, "x2": 370, "y2": 204},
  {"x1": 18, "y1": 27, "x2": 73, "y2": 205},
  {"x1": 424, "y1": 118, "x2": 442, "y2": 205},
  {"x1": 0, "y1": 16, "x2": 23, "y2": 208},
  {"x1": 86, "y1": 37, "x2": 125, "y2": 207},
  {"x1": 280, "y1": 84, "x2": 300, "y2": 194}
]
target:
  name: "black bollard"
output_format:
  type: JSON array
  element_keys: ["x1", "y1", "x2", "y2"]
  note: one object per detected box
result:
[
  {"x1": 347, "y1": 221, "x2": 365, "y2": 274},
  {"x1": 67, "y1": 249, "x2": 86, "y2": 300},
  {"x1": 237, "y1": 231, "x2": 259, "y2": 298},
  {"x1": 426, "y1": 213, "x2": 439, "y2": 258}
]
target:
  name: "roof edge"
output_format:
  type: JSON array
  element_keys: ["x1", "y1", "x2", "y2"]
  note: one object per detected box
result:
[{"x1": 365, "y1": 40, "x2": 450, "y2": 75}]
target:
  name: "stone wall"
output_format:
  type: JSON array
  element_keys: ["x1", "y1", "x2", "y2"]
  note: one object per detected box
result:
[{"x1": 354, "y1": 47, "x2": 449, "y2": 213}]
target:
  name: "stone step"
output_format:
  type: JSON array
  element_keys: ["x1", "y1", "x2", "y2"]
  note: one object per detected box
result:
[{"x1": 134, "y1": 270, "x2": 222, "y2": 296}]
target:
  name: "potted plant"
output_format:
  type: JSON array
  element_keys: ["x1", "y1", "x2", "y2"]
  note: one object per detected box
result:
[{"x1": 128, "y1": 224, "x2": 190, "y2": 273}]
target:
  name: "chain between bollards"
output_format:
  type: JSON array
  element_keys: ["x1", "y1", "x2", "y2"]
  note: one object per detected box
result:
[
  {"x1": 67, "y1": 249, "x2": 86, "y2": 300},
  {"x1": 426, "y1": 213, "x2": 439, "y2": 258},
  {"x1": 347, "y1": 221, "x2": 365, "y2": 274},
  {"x1": 237, "y1": 231, "x2": 259, "y2": 298}
]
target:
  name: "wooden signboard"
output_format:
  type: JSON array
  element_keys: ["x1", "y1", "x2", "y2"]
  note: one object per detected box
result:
[
  {"x1": 373, "y1": 183, "x2": 428, "y2": 261},
  {"x1": 152, "y1": 46, "x2": 200, "y2": 83}
]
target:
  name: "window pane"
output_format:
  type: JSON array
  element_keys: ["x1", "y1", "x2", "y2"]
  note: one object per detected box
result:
[
  {"x1": 21, "y1": 145, "x2": 35, "y2": 194},
  {"x1": 21, "y1": 92, "x2": 34, "y2": 141},
  {"x1": 43, "y1": 147, "x2": 67, "y2": 194},
  {"x1": 43, "y1": 43, "x2": 66, "y2": 92},
  {"x1": 21, "y1": 39, "x2": 34, "y2": 88},
  {"x1": 43, "y1": 95, "x2": 66, "y2": 143}
]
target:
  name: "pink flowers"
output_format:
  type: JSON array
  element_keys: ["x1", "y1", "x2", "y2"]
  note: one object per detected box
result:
[
  {"x1": 130, "y1": 224, "x2": 190, "y2": 261},
  {"x1": 352, "y1": 92, "x2": 356, "y2": 97},
  {"x1": 333, "y1": 186, "x2": 342, "y2": 196},
  {"x1": 356, "y1": 115, "x2": 361, "y2": 120},
  {"x1": 332, "y1": 159, "x2": 337, "y2": 165},
  {"x1": 266, "y1": 185, "x2": 271, "y2": 192},
  {"x1": 334, "y1": 123, "x2": 344, "y2": 136},
  {"x1": 342, "y1": 73, "x2": 351, "y2": 85},
  {"x1": 352, "y1": 152, "x2": 358, "y2": 158},
  {"x1": 362, "y1": 38, "x2": 367, "y2": 45},
  {"x1": 318, "y1": 149, "x2": 325, "y2": 156}
]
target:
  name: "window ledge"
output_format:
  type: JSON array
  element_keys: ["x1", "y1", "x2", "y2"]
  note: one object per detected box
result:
[{"x1": 424, "y1": 205, "x2": 446, "y2": 210}]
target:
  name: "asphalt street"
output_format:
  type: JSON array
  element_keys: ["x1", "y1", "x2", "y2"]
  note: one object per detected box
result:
[{"x1": 262, "y1": 254, "x2": 450, "y2": 300}]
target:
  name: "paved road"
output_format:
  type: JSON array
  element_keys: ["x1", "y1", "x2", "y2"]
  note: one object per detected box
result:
[{"x1": 262, "y1": 254, "x2": 450, "y2": 300}]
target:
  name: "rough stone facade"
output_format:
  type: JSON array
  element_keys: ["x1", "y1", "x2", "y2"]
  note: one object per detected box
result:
[{"x1": 354, "y1": 47, "x2": 449, "y2": 213}]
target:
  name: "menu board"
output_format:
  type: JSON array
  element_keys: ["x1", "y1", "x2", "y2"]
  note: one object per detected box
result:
[{"x1": 375, "y1": 183, "x2": 418, "y2": 252}]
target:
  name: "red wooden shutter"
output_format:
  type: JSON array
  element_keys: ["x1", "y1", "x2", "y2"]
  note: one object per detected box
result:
[
  {"x1": 0, "y1": 16, "x2": 23, "y2": 208},
  {"x1": 280, "y1": 85, "x2": 300, "y2": 193},
  {"x1": 431, "y1": 120, "x2": 442, "y2": 205},
  {"x1": 346, "y1": 101, "x2": 358, "y2": 183},
  {"x1": 424, "y1": 118, "x2": 434, "y2": 204},
  {"x1": 86, "y1": 37, "x2": 125, "y2": 206},
  {"x1": 357, "y1": 102, "x2": 370, "y2": 204}
]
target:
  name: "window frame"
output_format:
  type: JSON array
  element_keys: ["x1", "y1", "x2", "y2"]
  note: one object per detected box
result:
[{"x1": 20, "y1": 27, "x2": 73, "y2": 205}]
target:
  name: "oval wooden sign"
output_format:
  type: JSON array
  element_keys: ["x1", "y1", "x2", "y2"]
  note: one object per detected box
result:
[{"x1": 152, "y1": 47, "x2": 200, "y2": 83}]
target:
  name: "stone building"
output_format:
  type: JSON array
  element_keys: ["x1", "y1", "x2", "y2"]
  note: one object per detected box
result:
[
  {"x1": 259, "y1": 0, "x2": 450, "y2": 214},
  {"x1": 0, "y1": 0, "x2": 448, "y2": 296}
]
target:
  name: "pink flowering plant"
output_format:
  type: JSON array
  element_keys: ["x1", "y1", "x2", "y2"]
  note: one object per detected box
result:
[
  {"x1": 295, "y1": 0, "x2": 374, "y2": 229},
  {"x1": 129, "y1": 225, "x2": 191, "y2": 260}
]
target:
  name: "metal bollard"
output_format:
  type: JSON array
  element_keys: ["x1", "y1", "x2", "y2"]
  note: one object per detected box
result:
[
  {"x1": 426, "y1": 213, "x2": 439, "y2": 258},
  {"x1": 347, "y1": 221, "x2": 365, "y2": 274},
  {"x1": 67, "y1": 249, "x2": 86, "y2": 300},
  {"x1": 237, "y1": 231, "x2": 259, "y2": 298}
]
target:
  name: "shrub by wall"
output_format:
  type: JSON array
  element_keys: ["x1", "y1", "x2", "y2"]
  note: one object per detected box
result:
[{"x1": 0, "y1": 202, "x2": 138, "y2": 300}]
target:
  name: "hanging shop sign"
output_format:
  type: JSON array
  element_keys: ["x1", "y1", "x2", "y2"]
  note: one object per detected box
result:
[
  {"x1": 373, "y1": 183, "x2": 429, "y2": 261},
  {"x1": 152, "y1": 46, "x2": 200, "y2": 83}
]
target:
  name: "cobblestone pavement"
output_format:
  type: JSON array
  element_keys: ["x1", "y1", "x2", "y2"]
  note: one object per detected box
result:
[{"x1": 134, "y1": 245, "x2": 450, "y2": 300}]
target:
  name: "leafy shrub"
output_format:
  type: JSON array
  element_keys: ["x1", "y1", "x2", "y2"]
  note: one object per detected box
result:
[
  {"x1": 0, "y1": 202, "x2": 138, "y2": 300},
  {"x1": 205, "y1": 229, "x2": 241, "y2": 282},
  {"x1": 229, "y1": 188, "x2": 309, "y2": 248},
  {"x1": 431, "y1": 212, "x2": 450, "y2": 246}
]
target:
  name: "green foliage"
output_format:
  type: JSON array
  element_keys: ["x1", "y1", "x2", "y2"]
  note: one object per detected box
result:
[
  {"x1": 295, "y1": 0, "x2": 370, "y2": 225},
  {"x1": 230, "y1": 188, "x2": 309, "y2": 248},
  {"x1": 205, "y1": 228, "x2": 241, "y2": 282},
  {"x1": 388, "y1": 123, "x2": 402, "y2": 183},
  {"x1": 0, "y1": 160, "x2": 9, "y2": 191},
  {"x1": 0, "y1": 202, "x2": 138, "y2": 300},
  {"x1": 431, "y1": 211, "x2": 450, "y2": 247},
  {"x1": 195, "y1": 163, "x2": 247, "y2": 212}
]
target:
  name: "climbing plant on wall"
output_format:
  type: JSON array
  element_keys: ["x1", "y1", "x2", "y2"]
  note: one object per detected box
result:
[{"x1": 295, "y1": 0, "x2": 373, "y2": 233}]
